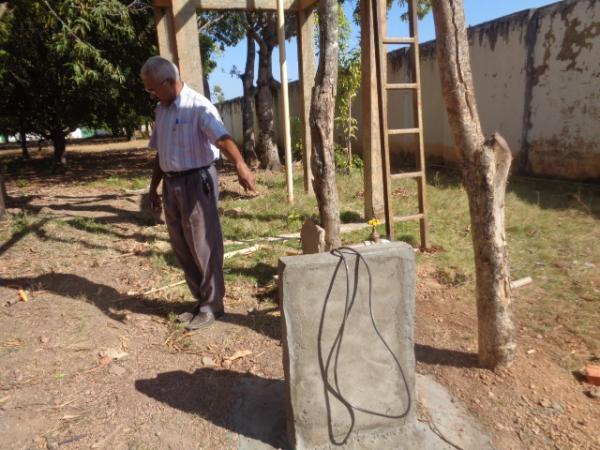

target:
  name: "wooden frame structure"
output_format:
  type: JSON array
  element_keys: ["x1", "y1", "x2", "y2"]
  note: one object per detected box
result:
[
  {"x1": 151, "y1": 0, "x2": 317, "y2": 203},
  {"x1": 150, "y1": 0, "x2": 428, "y2": 246}
]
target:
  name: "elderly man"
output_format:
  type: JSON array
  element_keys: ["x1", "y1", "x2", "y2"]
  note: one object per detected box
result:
[{"x1": 141, "y1": 56, "x2": 256, "y2": 330}]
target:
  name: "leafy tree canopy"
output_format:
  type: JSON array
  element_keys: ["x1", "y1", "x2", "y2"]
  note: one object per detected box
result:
[{"x1": 0, "y1": 0, "x2": 156, "y2": 158}]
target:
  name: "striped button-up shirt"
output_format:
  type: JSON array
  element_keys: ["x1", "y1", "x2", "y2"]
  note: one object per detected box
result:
[{"x1": 148, "y1": 84, "x2": 229, "y2": 172}]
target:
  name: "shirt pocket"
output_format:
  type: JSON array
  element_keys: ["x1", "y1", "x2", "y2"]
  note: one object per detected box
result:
[{"x1": 174, "y1": 122, "x2": 192, "y2": 149}]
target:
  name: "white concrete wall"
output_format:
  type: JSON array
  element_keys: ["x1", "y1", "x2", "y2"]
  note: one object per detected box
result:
[
  {"x1": 218, "y1": 0, "x2": 600, "y2": 180},
  {"x1": 526, "y1": 0, "x2": 600, "y2": 179},
  {"x1": 217, "y1": 80, "x2": 303, "y2": 152}
]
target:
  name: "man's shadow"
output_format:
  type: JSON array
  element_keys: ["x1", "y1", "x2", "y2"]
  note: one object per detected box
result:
[
  {"x1": 135, "y1": 368, "x2": 288, "y2": 449},
  {"x1": 0, "y1": 272, "x2": 281, "y2": 340}
]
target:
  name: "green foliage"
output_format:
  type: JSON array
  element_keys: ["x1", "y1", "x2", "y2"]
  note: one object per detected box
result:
[
  {"x1": 290, "y1": 116, "x2": 303, "y2": 161},
  {"x1": 335, "y1": 7, "x2": 361, "y2": 167},
  {"x1": 395, "y1": 0, "x2": 432, "y2": 21},
  {"x1": 351, "y1": 0, "x2": 432, "y2": 23},
  {"x1": 212, "y1": 86, "x2": 226, "y2": 104},
  {"x1": 198, "y1": 11, "x2": 246, "y2": 80},
  {"x1": 334, "y1": 143, "x2": 363, "y2": 172},
  {"x1": 0, "y1": 0, "x2": 156, "y2": 154}
]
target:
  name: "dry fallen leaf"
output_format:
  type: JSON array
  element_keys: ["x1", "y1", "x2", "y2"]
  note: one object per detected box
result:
[
  {"x1": 224, "y1": 349, "x2": 252, "y2": 362},
  {"x1": 98, "y1": 356, "x2": 112, "y2": 366},
  {"x1": 98, "y1": 348, "x2": 128, "y2": 360},
  {"x1": 18, "y1": 289, "x2": 29, "y2": 302},
  {"x1": 61, "y1": 414, "x2": 79, "y2": 420}
]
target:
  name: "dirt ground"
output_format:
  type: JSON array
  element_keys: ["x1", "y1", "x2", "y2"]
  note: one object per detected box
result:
[{"x1": 0, "y1": 145, "x2": 598, "y2": 450}]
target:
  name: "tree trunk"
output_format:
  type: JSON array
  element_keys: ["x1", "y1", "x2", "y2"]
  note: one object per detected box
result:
[
  {"x1": 346, "y1": 99, "x2": 353, "y2": 173},
  {"x1": 0, "y1": 174, "x2": 6, "y2": 219},
  {"x1": 19, "y1": 121, "x2": 30, "y2": 160},
  {"x1": 203, "y1": 75, "x2": 211, "y2": 101},
  {"x1": 125, "y1": 127, "x2": 135, "y2": 141},
  {"x1": 255, "y1": 16, "x2": 281, "y2": 171},
  {"x1": 310, "y1": 0, "x2": 341, "y2": 250},
  {"x1": 19, "y1": 135, "x2": 29, "y2": 160},
  {"x1": 431, "y1": 0, "x2": 515, "y2": 368},
  {"x1": 241, "y1": 31, "x2": 258, "y2": 166},
  {"x1": 50, "y1": 129, "x2": 67, "y2": 165}
]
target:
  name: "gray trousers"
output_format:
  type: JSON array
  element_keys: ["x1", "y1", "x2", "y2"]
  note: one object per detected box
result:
[{"x1": 162, "y1": 165, "x2": 224, "y2": 314}]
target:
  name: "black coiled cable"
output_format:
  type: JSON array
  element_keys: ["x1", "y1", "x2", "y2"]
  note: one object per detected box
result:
[{"x1": 317, "y1": 246, "x2": 412, "y2": 445}]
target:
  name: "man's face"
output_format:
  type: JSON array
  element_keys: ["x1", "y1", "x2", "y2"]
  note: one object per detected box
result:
[{"x1": 142, "y1": 74, "x2": 177, "y2": 106}]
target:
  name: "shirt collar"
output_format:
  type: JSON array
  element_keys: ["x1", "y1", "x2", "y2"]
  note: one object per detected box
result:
[{"x1": 173, "y1": 83, "x2": 190, "y2": 109}]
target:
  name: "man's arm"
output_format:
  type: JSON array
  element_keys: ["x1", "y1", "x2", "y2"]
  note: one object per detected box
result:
[
  {"x1": 215, "y1": 135, "x2": 256, "y2": 193},
  {"x1": 148, "y1": 154, "x2": 163, "y2": 211}
]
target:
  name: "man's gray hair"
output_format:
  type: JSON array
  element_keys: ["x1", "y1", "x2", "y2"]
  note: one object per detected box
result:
[{"x1": 140, "y1": 56, "x2": 180, "y2": 81}]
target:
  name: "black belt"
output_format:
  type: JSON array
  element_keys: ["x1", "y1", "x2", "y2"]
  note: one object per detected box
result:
[
  {"x1": 163, "y1": 165, "x2": 214, "y2": 197},
  {"x1": 163, "y1": 165, "x2": 211, "y2": 179}
]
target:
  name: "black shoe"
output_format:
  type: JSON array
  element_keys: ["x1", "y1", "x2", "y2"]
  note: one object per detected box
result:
[
  {"x1": 176, "y1": 312, "x2": 194, "y2": 323},
  {"x1": 176, "y1": 304, "x2": 202, "y2": 323},
  {"x1": 185, "y1": 310, "x2": 224, "y2": 331}
]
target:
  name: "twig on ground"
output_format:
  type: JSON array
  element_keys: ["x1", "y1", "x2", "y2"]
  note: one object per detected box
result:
[
  {"x1": 510, "y1": 276, "x2": 532, "y2": 289},
  {"x1": 224, "y1": 245, "x2": 261, "y2": 259},
  {"x1": 112, "y1": 252, "x2": 136, "y2": 259},
  {"x1": 124, "y1": 280, "x2": 187, "y2": 297}
]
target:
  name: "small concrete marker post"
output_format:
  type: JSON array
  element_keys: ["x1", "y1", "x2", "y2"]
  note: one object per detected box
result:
[
  {"x1": 300, "y1": 218, "x2": 326, "y2": 254},
  {"x1": 279, "y1": 243, "x2": 418, "y2": 449}
]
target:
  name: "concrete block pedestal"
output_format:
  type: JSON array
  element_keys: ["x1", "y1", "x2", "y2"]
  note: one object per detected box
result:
[{"x1": 279, "y1": 243, "x2": 417, "y2": 449}]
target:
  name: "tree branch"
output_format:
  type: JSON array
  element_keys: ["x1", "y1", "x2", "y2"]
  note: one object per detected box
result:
[
  {"x1": 245, "y1": 22, "x2": 266, "y2": 53},
  {"x1": 488, "y1": 132, "x2": 512, "y2": 192},
  {"x1": 198, "y1": 13, "x2": 226, "y2": 33},
  {"x1": 40, "y1": 0, "x2": 122, "y2": 80}
]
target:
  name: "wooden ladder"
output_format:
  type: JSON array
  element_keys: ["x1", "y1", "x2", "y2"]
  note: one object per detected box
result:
[{"x1": 371, "y1": 0, "x2": 429, "y2": 250}]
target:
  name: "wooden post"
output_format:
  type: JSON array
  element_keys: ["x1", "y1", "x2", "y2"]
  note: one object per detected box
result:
[
  {"x1": 171, "y1": 0, "x2": 204, "y2": 95},
  {"x1": 152, "y1": 2, "x2": 178, "y2": 63},
  {"x1": 277, "y1": 0, "x2": 294, "y2": 203},
  {"x1": 360, "y1": 0, "x2": 385, "y2": 220},
  {"x1": 297, "y1": 7, "x2": 316, "y2": 194},
  {"x1": 408, "y1": 0, "x2": 429, "y2": 249},
  {"x1": 372, "y1": 0, "x2": 394, "y2": 240}
]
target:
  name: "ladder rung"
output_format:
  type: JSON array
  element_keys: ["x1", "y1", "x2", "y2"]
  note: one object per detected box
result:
[
  {"x1": 386, "y1": 83, "x2": 417, "y2": 90},
  {"x1": 388, "y1": 128, "x2": 420, "y2": 135},
  {"x1": 383, "y1": 37, "x2": 415, "y2": 45},
  {"x1": 391, "y1": 171, "x2": 422, "y2": 180},
  {"x1": 393, "y1": 213, "x2": 424, "y2": 222}
]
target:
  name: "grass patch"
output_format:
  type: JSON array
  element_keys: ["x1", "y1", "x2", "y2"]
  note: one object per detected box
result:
[
  {"x1": 8, "y1": 212, "x2": 49, "y2": 243},
  {"x1": 14, "y1": 178, "x2": 29, "y2": 188},
  {"x1": 224, "y1": 245, "x2": 285, "y2": 287},
  {"x1": 218, "y1": 166, "x2": 600, "y2": 352},
  {"x1": 149, "y1": 249, "x2": 180, "y2": 273},
  {"x1": 11, "y1": 212, "x2": 39, "y2": 234},
  {"x1": 95, "y1": 175, "x2": 149, "y2": 190},
  {"x1": 66, "y1": 217, "x2": 114, "y2": 236}
]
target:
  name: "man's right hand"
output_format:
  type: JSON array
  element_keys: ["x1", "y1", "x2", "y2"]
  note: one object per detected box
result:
[
  {"x1": 236, "y1": 162, "x2": 257, "y2": 195},
  {"x1": 149, "y1": 190, "x2": 162, "y2": 212}
]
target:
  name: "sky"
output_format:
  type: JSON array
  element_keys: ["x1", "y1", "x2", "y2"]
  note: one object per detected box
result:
[{"x1": 208, "y1": 0, "x2": 560, "y2": 101}]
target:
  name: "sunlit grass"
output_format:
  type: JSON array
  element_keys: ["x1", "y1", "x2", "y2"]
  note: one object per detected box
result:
[{"x1": 219, "y1": 166, "x2": 600, "y2": 351}]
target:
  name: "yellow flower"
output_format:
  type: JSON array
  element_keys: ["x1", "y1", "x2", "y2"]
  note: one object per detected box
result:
[{"x1": 368, "y1": 218, "x2": 381, "y2": 227}]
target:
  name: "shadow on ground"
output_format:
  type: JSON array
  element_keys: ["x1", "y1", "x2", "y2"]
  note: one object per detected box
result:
[
  {"x1": 2, "y1": 148, "x2": 153, "y2": 185},
  {"x1": 424, "y1": 167, "x2": 600, "y2": 219},
  {"x1": 415, "y1": 343, "x2": 481, "y2": 369},
  {"x1": 0, "y1": 272, "x2": 281, "y2": 340},
  {"x1": 135, "y1": 369, "x2": 288, "y2": 449}
]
